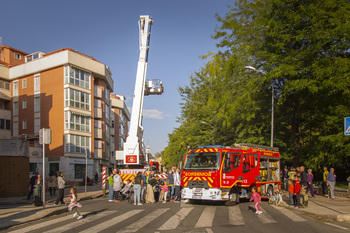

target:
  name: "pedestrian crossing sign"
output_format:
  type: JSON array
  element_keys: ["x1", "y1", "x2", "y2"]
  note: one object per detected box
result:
[{"x1": 345, "y1": 117, "x2": 350, "y2": 135}]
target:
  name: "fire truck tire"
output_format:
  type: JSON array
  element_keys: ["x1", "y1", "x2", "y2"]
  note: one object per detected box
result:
[{"x1": 226, "y1": 192, "x2": 238, "y2": 206}]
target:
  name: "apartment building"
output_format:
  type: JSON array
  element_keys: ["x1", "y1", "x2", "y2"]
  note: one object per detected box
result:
[
  {"x1": 110, "y1": 94, "x2": 130, "y2": 166},
  {"x1": 0, "y1": 44, "x2": 128, "y2": 182}
]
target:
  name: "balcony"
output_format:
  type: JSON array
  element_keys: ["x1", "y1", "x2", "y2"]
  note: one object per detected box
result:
[
  {"x1": 94, "y1": 128, "x2": 103, "y2": 139},
  {"x1": 94, "y1": 86, "x2": 102, "y2": 98}
]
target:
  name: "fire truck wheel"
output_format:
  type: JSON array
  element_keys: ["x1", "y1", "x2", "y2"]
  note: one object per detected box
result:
[{"x1": 226, "y1": 192, "x2": 238, "y2": 206}]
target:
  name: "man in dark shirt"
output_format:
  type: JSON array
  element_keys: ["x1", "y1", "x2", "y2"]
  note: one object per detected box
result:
[
  {"x1": 27, "y1": 173, "x2": 38, "y2": 200},
  {"x1": 282, "y1": 167, "x2": 289, "y2": 191},
  {"x1": 299, "y1": 166, "x2": 308, "y2": 205}
]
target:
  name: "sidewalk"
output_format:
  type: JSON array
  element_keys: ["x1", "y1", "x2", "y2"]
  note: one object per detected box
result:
[
  {"x1": 280, "y1": 191, "x2": 350, "y2": 222},
  {"x1": 0, "y1": 182, "x2": 108, "y2": 230}
]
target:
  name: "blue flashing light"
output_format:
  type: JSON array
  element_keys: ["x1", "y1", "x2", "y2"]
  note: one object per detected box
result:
[{"x1": 198, "y1": 145, "x2": 224, "y2": 148}]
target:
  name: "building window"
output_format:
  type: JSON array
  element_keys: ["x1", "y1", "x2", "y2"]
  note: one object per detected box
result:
[
  {"x1": 94, "y1": 120, "x2": 102, "y2": 129},
  {"x1": 74, "y1": 164, "x2": 85, "y2": 179},
  {"x1": 34, "y1": 74, "x2": 40, "y2": 93},
  {"x1": 105, "y1": 87, "x2": 110, "y2": 100},
  {"x1": 105, "y1": 123, "x2": 110, "y2": 140},
  {"x1": 34, "y1": 96, "x2": 40, "y2": 112},
  {"x1": 29, "y1": 163, "x2": 37, "y2": 173},
  {"x1": 13, "y1": 122, "x2": 18, "y2": 136},
  {"x1": 14, "y1": 53, "x2": 21, "y2": 60},
  {"x1": 22, "y1": 79, "x2": 27, "y2": 89},
  {"x1": 0, "y1": 119, "x2": 11, "y2": 130},
  {"x1": 94, "y1": 140, "x2": 102, "y2": 149},
  {"x1": 22, "y1": 120, "x2": 27, "y2": 129},
  {"x1": 119, "y1": 137, "x2": 124, "y2": 150},
  {"x1": 0, "y1": 102, "x2": 4, "y2": 109},
  {"x1": 64, "y1": 88, "x2": 90, "y2": 111},
  {"x1": 13, "y1": 102, "x2": 18, "y2": 116},
  {"x1": 119, "y1": 113, "x2": 124, "y2": 123},
  {"x1": 64, "y1": 111, "x2": 91, "y2": 132},
  {"x1": 94, "y1": 99, "x2": 101, "y2": 108},
  {"x1": 34, "y1": 118, "x2": 40, "y2": 133},
  {"x1": 25, "y1": 52, "x2": 41, "y2": 62},
  {"x1": 105, "y1": 103, "x2": 110, "y2": 120},
  {"x1": 13, "y1": 81, "x2": 18, "y2": 96},
  {"x1": 65, "y1": 134, "x2": 90, "y2": 153},
  {"x1": 22, "y1": 99, "x2": 27, "y2": 109},
  {"x1": 0, "y1": 80, "x2": 10, "y2": 90},
  {"x1": 65, "y1": 66, "x2": 91, "y2": 89}
]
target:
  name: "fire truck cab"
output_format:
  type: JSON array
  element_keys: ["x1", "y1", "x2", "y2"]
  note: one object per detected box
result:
[{"x1": 181, "y1": 144, "x2": 281, "y2": 205}]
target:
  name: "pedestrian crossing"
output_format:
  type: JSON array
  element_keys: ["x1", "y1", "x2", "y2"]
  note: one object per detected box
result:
[{"x1": 8, "y1": 203, "x2": 308, "y2": 233}]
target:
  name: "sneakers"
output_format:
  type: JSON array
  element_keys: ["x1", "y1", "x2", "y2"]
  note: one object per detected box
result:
[
  {"x1": 162, "y1": 201, "x2": 166, "y2": 204},
  {"x1": 255, "y1": 211, "x2": 262, "y2": 214},
  {"x1": 138, "y1": 203, "x2": 143, "y2": 205},
  {"x1": 108, "y1": 200, "x2": 113, "y2": 202},
  {"x1": 73, "y1": 213, "x2": 78, "y2": 218},
  {"x1": 77, "y1": 215, "x2": 83, "y2": 220},
  {"x1": 114, "y1": 200, "x2": 120, "y2": 202},
  {"x1": 134, "y1": 203, "x2": 137, "y2": 205}
]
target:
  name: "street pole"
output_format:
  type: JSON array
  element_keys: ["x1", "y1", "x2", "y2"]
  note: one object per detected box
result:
[
  {"x1": 245, "y1": 66, "x2": 274, "y2": 147},
  {"x1": 85, "y1": 149, "x2": 87, "y2": 196},
  {"x1": 42, "y1": 128, "x2": 46, "y2": 208}
]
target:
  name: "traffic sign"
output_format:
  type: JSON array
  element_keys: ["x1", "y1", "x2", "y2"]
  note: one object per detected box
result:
[
  {"x1": 345, "y1": 117, "x2": 350, "y2": 136},
  {"x1": 39, "y1": 128, "x2": 52, "y2": 144}
]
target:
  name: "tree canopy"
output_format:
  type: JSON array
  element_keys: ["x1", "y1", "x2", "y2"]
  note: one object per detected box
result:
[{"x1": 162, "y1": 0, "x2": 350, "y2": 172}]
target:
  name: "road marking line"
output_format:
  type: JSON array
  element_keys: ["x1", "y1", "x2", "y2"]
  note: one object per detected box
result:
[
  {"x1": 45, "y1": 211, "x2": 114, "y2": 233},
  {"x1": 8, "y1": 212, "x2": 88, "y2": 233},
  {"x1": 228, "y1": 205, "x2": 245, "y2": 225},
  {"x1": 158, "y1": 207, "x2": 194, "y2": 230},
  {"x1": 325, "y1": 222, "x2": 349, "y2": 231},
  {"x1": 117, "y1": 208, "x2": 169, "y2": 233},
  {"x1": 206, "y1": 228, "x2": 214, "y2": 233},
  {"x1": 79, "y1": 209, "x2": 144, "y2": 233},
  {"x1": 195, "y1": 206, "x2": 216, "y2": 228},
  {"x1": 270, "y1": 205, "x2": 306, "y2": 222},
  {"x1": 252, "y1": 206, "x2": 277, "y2": 224}
]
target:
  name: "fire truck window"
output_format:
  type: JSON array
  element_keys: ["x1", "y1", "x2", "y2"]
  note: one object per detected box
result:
[
  {"x1": 243, "y1": 154, "x2": 257, "y2": 174},
  {"x1": 223, "y1": 153, "x2": 240, "y2": 173},
  {"x1": 184, "y1": 152, "x2": 220, "y2": 171}
]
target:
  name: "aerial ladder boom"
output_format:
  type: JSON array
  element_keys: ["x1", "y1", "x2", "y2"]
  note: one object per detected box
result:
[{"x1": 123, "y1": 15, "x2": 163, "y2": 165}]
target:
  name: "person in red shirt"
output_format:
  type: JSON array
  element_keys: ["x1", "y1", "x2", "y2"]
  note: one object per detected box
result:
[
  {"x1": 294, "y1": 177, "x2": 301, "y2": 208},
  {"x1": 288, "y1": 179, "x2": 294, "y2": 206}
]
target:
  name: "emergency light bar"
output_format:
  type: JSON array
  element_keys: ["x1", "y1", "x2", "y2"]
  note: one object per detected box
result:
[
  {"x1": 198, "y1": 145, "x2": 224, "y2": 148},
  {"x1": 234, "y1": 143, "x2": 279, "y2": 152}
]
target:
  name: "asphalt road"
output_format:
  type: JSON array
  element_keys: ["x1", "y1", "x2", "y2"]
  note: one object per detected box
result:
[{"x1": 4, "y1": 197, "x2": 350, "y2": 233}]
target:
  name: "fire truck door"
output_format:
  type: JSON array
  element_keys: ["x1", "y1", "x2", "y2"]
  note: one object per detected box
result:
[
  {"x1": 221, "y1": 152, "x2": 242, "y2": 187},
  {"x1": 241, "y1": 152, "x2": 260, "y2": 187}
]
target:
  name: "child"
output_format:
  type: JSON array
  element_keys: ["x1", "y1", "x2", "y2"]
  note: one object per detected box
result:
[
  {"x1": 159, "y1": 180, "x2": 169, "y2": 203},
  {"x1": 294, "y1": 177, "x2": 301, "y2": 208},
  {"x1": 250, "y1": 187, "x2": 262, "y2": 214},
  {"x1": 68, "y1": 187, "x2": 82, "y2": 219},
  {"x1": 288, "y1": 179, "x2": 294, "y2": 206},
  {"x1": 121, "y1": 179, "x2": 133, "y2": 196}
]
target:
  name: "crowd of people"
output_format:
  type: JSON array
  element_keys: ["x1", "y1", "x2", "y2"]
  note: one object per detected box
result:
[
  {"x1": 281, "y1": 166, "x2": 337, "y2": 208},
  {"x1": 107, "y1": 168, "x2": 182, "y2": 205}
]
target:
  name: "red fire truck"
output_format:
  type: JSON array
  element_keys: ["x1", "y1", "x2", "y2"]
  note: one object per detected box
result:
[{"x1": 181, "y1": 143, "x2": 281, "y2": 205}]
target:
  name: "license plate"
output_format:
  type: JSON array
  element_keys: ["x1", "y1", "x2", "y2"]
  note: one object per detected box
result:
[{"x1": 192, "y1": 195, "x2": 202, "y2": 199}]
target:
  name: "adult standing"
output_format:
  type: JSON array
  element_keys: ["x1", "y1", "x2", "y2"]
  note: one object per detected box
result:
[
  {"x1": 113, "y1": 169, "x2": 122, "y2": 202},
  {"x1": 322, "y1": 166, "x2": 329, "y2": 196},
  {"x1": 145, "y1": 173, "x2": 155, "y2": 203},
  {"x1": 34, "y1": 174, "x2": 43, "y2": 206},
  {"x1": 134, "y1": 172, "x2": 143, "y2": 205},
  {"x1": 299, "y1": 166, "x2": 308, "y2": 205},
  {"x1": 167, "y1": 170, "x2": 175, "y2": 201},
  {"x1": 326, "y1": 168, "x2": 336, "y2": 199},
  {"x1": 282, "y1": 167, "x2": 289, "y2": 191},
  {"x1": 108, "y1": 171, "x2": 114, "y2": 202},
  {"x1": 141, "y1": 171, "x2": 147, "y2": 203},
  {"x1": 288, "y1": 167, "x2": 296, "y2": 181},
  {"x1": 27, "y1": 173, "x2": 38, "y2": 200},
  {"x1": 174, "y1": 168, "x2": 181, "y2": 203},
  {"x1": 54, "y1": 172, "x2": 65, "y2": 205},
  {"x1": 307, "y1": 169, "x2": 315, "y2": 198},
  {"x1": 47, "y1": 171, "x2": 57, "y2": 197}
]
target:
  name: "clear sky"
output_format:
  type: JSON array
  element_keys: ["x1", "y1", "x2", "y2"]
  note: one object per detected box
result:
[{"x1": 0, "y1": 0, "x2": 233, "y2": 155}]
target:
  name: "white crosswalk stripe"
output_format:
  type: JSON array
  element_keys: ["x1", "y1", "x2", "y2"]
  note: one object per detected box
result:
[
  {"x1": 228, "y1": 205, "x2": 245, "y2": 225},
  {"x1": 9, "y1": 212, "x2": 88, "y2": 233},
  {"x1": 270, "y1": 205, "x2": 307, "y2": 222},
  {"x1": 158, "y1": 207, "x2": 194, "y2": 230},
  {"x1": 8, "y1": 204, "x2": 308, "y2": 232},
  {"x1": 45, "y1": 211, "x2": 114, "y2": 233},
  {"x1": 79, "y1": 209, "x2": 144, "y2": 233},
  {"x1": 117, "y1": 208, "x2": 169, "y2": 233},
  {"x1": 195, "y1": 206, "x2": 216, "y2": 228}
]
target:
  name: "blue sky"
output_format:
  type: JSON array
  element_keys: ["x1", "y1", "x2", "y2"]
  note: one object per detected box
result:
[{"x1": 1, "y1": 0, "x2": 233, "y2": 154}]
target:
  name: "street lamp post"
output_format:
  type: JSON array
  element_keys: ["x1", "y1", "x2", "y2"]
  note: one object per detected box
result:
[{"x1": 245, "y1": 66, "x2": 274, "y2": 147}]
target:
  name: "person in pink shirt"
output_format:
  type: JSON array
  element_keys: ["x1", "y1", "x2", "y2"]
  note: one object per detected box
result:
[
  {"x1": 250, "y1": 187, "x2": 262, "y2": 214},
  {"x1": 159, "y1": 180, "x2": 169, "y2": 203}
]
